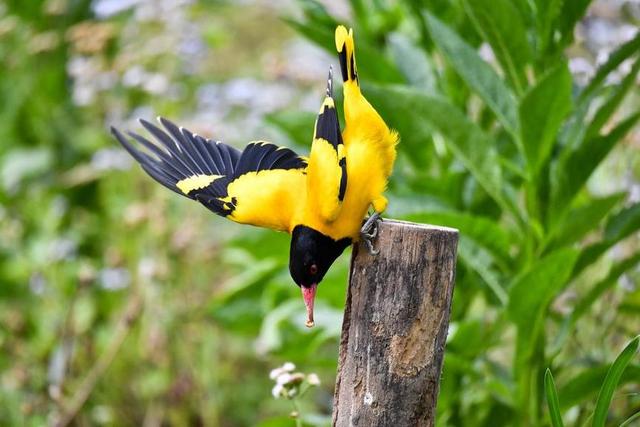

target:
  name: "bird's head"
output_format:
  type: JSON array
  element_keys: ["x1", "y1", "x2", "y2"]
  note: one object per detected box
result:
[{"x1": 289, "y1": 225, "x2": 351, "y2": 328}]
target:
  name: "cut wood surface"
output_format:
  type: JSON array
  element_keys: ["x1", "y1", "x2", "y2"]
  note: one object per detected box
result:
[{"x1": 332, "y1": 219, "x2": 458, "y2": 427}]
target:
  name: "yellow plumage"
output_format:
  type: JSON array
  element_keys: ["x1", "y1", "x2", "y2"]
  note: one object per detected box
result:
[{"x1": 297, "y1": 25, "x2": 398, "y2": 241}]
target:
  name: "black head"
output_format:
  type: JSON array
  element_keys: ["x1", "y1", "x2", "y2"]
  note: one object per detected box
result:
[{"x1": 289, "y1": 225, "x2": 351, "y2": 288}]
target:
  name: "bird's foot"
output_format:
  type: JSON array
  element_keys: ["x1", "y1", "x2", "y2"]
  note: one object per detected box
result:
[{"x1": 360, "y1": 213, "x2": 382, "y2": 255}]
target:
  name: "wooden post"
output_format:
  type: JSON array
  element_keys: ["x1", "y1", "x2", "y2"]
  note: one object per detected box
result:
[{"x1": 332, "y1": 220, "x2": 458, "y2": 427}]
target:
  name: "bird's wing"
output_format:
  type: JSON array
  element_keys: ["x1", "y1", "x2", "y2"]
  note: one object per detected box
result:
[
  {"x1": 305, "y1": 68, "x2": 347, "y2": 223},
  {"x1": 112, "y1": 118, "x2": 307, "y2": 232}
]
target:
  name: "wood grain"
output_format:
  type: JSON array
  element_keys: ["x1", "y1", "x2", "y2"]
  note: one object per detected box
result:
[{"x1": 332, "y1": 219, "x2": 458, "y2": 427}]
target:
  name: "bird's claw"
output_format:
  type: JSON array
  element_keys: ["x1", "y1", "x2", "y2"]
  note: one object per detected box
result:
[{"x1": 360, "y1": 213, "x2": 382, "y2": 255}]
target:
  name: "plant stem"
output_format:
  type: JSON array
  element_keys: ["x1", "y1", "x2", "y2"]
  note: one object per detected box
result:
[
  {"x1": 53, "y1": 295, "x2": 143, "y2": 427},
  {"x1": 291, "y1": 398, "x2": 303, "y2": 427}
]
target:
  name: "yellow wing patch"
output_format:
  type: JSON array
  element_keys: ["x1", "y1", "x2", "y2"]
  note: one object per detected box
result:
[
  {"x1": 320, "y1": 97, "x2": 334, "y2": 111},
  {"x1": 306, "y1": 138, "x2": 345, "y2": 222},
  {"x1": 176, "y1": 174, "x2": 223, "y2": 194},
  {"x1": 225, "y1": 169, "x2": 307, "y2": 232}
]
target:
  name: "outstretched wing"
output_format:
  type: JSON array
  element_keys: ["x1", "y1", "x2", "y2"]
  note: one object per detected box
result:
[
  {"x1": 306, "y1": 67, "x2": 347, "y2": 222},
  {"x1": 112, "y1": 117, "x2": 307, "y2": 232}
]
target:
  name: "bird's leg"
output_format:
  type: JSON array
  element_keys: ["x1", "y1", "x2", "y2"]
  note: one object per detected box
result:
[{"x1": 360, "y1": 212, "x2": 382, "y2": 255}]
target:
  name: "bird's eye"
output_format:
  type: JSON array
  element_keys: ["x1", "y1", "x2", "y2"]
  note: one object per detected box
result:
[{"x1": 309, "y1": 264, "x2": 318, "y2": 275}]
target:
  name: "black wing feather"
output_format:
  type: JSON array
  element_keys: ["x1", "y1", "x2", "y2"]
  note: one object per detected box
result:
[{"x1": 111, "y1": 117, "x2": 306, "y2": 218}]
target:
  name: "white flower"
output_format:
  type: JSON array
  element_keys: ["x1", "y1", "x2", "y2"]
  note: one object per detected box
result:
[
  {"x1": 307, "y1": 373, "x2": 320, "y2": 386},
  {"x1": 269, "y1": 362, "x2": 296, "y2": 380},
  {"x1": 276, "y1": 373, "x2": 293, "y2": 385},
  {"x1": 271, "y1": 383, "x2": 284, "y2": 399},
  {"x1": 269, "y1": 368, "x2": 282, "y2": 380}
]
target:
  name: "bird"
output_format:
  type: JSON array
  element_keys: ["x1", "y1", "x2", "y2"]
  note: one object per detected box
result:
[{"x1": 111, "y1": 26, "x2": 398, "y2": 327}]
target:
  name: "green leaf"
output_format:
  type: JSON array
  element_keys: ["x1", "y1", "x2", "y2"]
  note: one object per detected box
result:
[
  {"x1": 592, "y1": 336, "x2": 640, "y2": 427},
  {"x1": 519, "y1": 63, "x2": 573, "y2": 175},
  {"x1": 559, "y1": 364, "x2": 640, "y2": 410},
  {"x1": 584, "y1": 57, "x2": 640, "y2": 139},
  {"x1": 534, "y1": 0, "x2": 564, "y2": 56},
  {"x1": 574, "y1": 201, "x2": 640, "y2": 275},
  {"x1": 387, "y1": 32, "x2": 438, "y2": 93},
  {"x1": 508, "y1": 248, "x2": 579, "y2": 328},
  {"x1": 569, "y1": 252, "x2": 640, "y2": 330},
  {"x1": 509, "y1": 248, "x2": 578, "y2": 378},
  {"x1": 578, "y1": 32, "x2": 640, "y2": 105},
  {"x1": 550, "y1": 112, "x2": 640, "y2": 219},
  {"x1": 546, "y1": 193, "x2": 625, "y2": 250},
  {"x1": 544, "y1": 369, "x2": 565, "y2": 427},
  {"x1": 555, "y1": 0, "x2": 594, "y2": 48},
  {"x1": 463, "y1": 0, "x2": 531, "y2": 93},
  {"x1": 424, "y1": 11, "x2": 519, "y2": 136},
  {"x1": 604, "y1": 202, "x2": 640, "y2": 242},
  {"x1": 458, "y1": 238, "x2": 508, "y2": 305},
  {"x1": 619, "y1": 411, "x2": 640, "y2": 427},
  {"x1": 365, "y1": 84, "x2": 517, "y2": 218}
]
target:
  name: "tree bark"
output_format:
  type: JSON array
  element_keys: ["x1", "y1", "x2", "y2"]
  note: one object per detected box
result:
[{"x1": 332, "y1": 219, "x2": 458, "y2": 427}]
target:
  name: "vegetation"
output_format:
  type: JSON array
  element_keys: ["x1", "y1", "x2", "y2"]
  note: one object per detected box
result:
[{"x1": 0, "y1": 0, "x2": 638, "y2": 426}]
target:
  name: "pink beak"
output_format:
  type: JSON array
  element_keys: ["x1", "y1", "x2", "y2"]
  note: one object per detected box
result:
[{"x1": 301, "y1": 284, "x2": 318, "y2": 328}]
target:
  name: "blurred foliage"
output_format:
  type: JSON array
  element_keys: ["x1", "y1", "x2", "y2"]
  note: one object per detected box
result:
[{"x1": 0, "y1": 0, "x2": 639, "y2": 426}]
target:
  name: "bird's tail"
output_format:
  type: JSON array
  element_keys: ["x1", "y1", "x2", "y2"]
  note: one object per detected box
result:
[{"x1": 335, "y1": 26, "x2": 358, "y2": 87}]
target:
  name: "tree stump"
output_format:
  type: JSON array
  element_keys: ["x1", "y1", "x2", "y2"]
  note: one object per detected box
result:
[{"x1": 332, "y1": 220, "x2": 458, "y2": 427}]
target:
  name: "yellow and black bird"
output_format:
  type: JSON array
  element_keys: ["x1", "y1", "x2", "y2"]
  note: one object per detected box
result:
[{"x1": 111, "y1": 26, "x2": 398, "y2": 327}]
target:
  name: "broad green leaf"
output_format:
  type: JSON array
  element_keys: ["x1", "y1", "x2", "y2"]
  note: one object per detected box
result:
[
  {"x1": 592, "y1": 336, "x2": 640, "y2": 427},
  {"x1": 508, "y1": 248, "x2": 578, "y2": 328},
  {"x1": 387, "y1": 32, "x2": 438, "y2": 93},
  {"x1": 574, "y1": 201, "x2": 640, "y2": 274},
  {"x1": 550, "y1": 112, "x2": 640, "y2": 219},
  {"x1": 365, "y1": 84, "x2": 517, "y2": 218},
  {"x1": 578, "y1": 32, "x2": 640, "y2": 105},
  {"x1": 519, "y1": 63, "x2": 572, "y2": 175},
  {"x1": 559, "y1": 364, "x2": 640, "y2": 410},
  {"x1": 463, "y1": 0, "x2": 531, "y2": 93},
  {"x1": 561, "y1": 85, "x2": 606, "y2": 152},
  {"x1": 509, "y1": 248, "x2": 578, "y2": 380},
  {"x1": 546, "y1": 193, "x2": 625, "y2": 250},
  {"x1": 544, "y1": 369, "x2": 564, "y2": 427},
  {"x1": 584, "y1": 57, "x2": 640, "y2": 139},
  {"x1": 535, "y1": 0, "x2": 564, "y2": 56},
  {"x1": 458, "y1": 238, "x2": 508, "y2": 305},
  {"x1": 604, "y1": 202, "x2": 640, "y2": 242},
  {"x1": 424, "y1": 12, "x2": 519, "y2": 136}
]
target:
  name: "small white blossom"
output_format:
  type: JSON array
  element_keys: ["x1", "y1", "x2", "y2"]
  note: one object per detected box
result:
[
  {"x1": 271, "y1": 383, "x2": 284, "y2": 399},
  {"x1": 276, "y1": 373, "x2": 292, "y2": 385},
  {"x1": 307, "y1": 373, "x2": 320, "y2": 386},
  {"x1": 269, "y1": 367, "x2": 283, "y2": 380},
  {"x1": 269, "y1": 362, "x2": 296, "y2": 380}
]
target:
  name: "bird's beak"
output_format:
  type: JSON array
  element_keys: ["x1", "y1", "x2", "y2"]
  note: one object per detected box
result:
[{"x1": 301, "y1": 284, "x2": 318, "y2": 328}]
